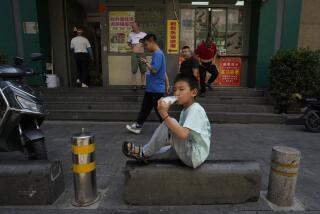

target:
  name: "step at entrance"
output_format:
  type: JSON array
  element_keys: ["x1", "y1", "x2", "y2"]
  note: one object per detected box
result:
[{"x1": 39, "y1": 88, "x2": 285, "y2": 124}]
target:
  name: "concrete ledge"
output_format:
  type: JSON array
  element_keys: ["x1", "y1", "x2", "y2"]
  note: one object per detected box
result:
[
  {"x1": 0, "y1": 160, "x2": 65, "y2": 205},
  {"x1": 124, "y1": 160, "x2": 261, "y2": 205}
]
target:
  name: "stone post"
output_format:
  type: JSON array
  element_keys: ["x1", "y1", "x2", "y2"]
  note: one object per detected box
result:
[{"x1": 267, "y1": 146, "x2": 301, "y2": 207}]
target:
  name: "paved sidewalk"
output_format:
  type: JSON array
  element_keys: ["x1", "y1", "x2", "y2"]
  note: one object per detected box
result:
[{"x1": 1, "y1": 121, "x2": 320, "y2": 214}]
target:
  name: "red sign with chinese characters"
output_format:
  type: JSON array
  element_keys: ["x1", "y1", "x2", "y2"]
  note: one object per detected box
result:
[
  {"x1": 218, "y1": 57, "x2": 241, "y2": 86},
  {"x1": 167, "y1": 20, "x2": 179, "y2": 54}
]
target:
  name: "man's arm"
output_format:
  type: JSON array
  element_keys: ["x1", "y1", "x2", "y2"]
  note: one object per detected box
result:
[
  {"x1": 164, "y1": 115, "x2": 190, "y2": 140},
  {"x1": 140, "y1": 58, "x2": 158, "y2": 74},
  {"x1": 212, "y1": 54, "x2": 217, "y2": 63},
  {"x1": 70, "y1": 40, "x2": 75, "y2": 53},
  {"x1": 192, "y1": 68, "x2": 199, "y2": 78},
  {"x1": 192, "y1": 58, "x2": 200, "y2": 77},
  {"x1": 165, "y1": 73, "x2": 170, "y2": 94},
  {"x1": 212, "y1": 43, "x2": 218, "y2": 63},
  {"x1": 87, "y1": 47, "x2": 94, "y2": 59},
  {"x1": 127, "y1": 33, "x2": 133, "y2": 48},
  {"x1": 86, "y1": 39, "x2": 94, "y2": 60},
  {"x1": 146, "y1": 62, "x2": 158, "y2": 74}
]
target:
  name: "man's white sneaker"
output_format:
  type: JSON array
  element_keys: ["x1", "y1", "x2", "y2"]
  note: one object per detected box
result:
[
  {"x1": 76, "y1": 79, "x2": 81, "y2": 84},
  {"x1": 81, "y1": 83, "x2": 88, "y2": 88},
  {"x1": 126, "y1": 123, "x2": 142, "y2": 134}
]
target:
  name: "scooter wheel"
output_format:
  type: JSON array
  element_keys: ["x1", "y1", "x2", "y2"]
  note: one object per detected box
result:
[
  {"x1": 304, "y1": 113, "x2": 320, "y2": 132},
  {"x1": 27, "y1": 139, "x2": 48, "y2": 160}
]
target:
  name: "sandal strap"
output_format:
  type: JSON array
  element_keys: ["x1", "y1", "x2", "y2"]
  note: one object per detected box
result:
[
  {"x1": 129, "y1": 142, "x2": 135, "y2": 156},
  {"x1": 123, "y1": 141, "x2": 148, "y2": 163},
  {"x1": 138, "y1": 146, "x2": 143, "y2": 158},
  {"x1": 127, "y1": 142, "x2": 142, "y2": 158},
  {"x1": 136, "y1": 146, "x2": 148, "y2": 163},
  {"x1": 133, "y1": 145, "x2": 142, "y2": 159}
]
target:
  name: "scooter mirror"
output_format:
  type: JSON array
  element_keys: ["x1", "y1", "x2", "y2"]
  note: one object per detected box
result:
[
  {"x1": 14, "y1": 57, "x2": 24, "y2": 66},
  {"x1": 30, "y1": 53, "x2": 42, "y2": 61}
]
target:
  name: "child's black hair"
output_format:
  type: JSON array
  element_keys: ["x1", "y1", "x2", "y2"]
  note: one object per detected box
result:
[{"x1": 174, "y1": 73, "x2": 199, "y2": 92}]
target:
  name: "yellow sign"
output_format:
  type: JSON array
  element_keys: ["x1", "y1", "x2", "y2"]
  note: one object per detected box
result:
[{"x1": 167, "y1": 20, "x2": 179, "y2": 54}]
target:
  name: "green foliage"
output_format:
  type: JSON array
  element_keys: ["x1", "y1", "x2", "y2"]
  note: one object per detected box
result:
[{"x1": 270, "y1": 48, "x2": 320, "y2": 113}]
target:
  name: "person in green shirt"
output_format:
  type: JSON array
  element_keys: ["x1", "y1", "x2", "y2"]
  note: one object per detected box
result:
[{"x1": 123, "y1": 73, "x2": 211, "y2": 168}]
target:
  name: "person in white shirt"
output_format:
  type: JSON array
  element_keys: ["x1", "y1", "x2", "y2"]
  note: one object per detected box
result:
[
  {"x1": 128, "y1": 22, "x2": 147, "y2": 90},
  {"x1": 70, "y1": 27, "x2": 93, "y2": 88}
]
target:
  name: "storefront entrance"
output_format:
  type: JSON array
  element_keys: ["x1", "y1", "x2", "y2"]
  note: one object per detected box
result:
[
  {"x1": 180, "y1": 3, "x2": 250, "y2": 87},
  {"x1": 103, "y1": 0, "x2": 253, "y2": 88},
  {"x1": 28, "y1": 0, "x2": 259, "y2": 89},
  {"x1": 104, "y1": 5, "x2": 165, "y2": 87}
]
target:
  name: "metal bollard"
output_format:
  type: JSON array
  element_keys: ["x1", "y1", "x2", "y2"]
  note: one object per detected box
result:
[
  {"x1": 267, "y1": 146, "x2": 301, "y2": 207},
  {"x1": 71, "y1": 128, "x2": 100, "y2": 207}
]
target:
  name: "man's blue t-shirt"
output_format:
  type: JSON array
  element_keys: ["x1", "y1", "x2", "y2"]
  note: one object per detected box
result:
[{"x1": 146, "y1": 49, "x2": 166, "y2": 93}]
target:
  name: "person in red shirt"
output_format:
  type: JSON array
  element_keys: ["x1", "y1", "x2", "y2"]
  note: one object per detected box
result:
[{"x1": 195, "y1": 34, "x2": 219, "y2": 97}]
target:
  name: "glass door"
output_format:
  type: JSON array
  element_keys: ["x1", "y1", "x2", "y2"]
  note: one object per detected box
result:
[
  {"x1": 180, "y1": 7, "x2": 244, "y2": 55},
  {"x1": 211, "y1": 8, "x2": 227, "y2": 54},
  {"x1": 195, "y1": 8, "x2": 209, "y2": 47}
]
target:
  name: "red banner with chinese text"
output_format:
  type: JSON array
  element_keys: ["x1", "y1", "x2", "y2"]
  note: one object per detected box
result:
[{"x1": 217, "y1": 57, "x2": 241, "y2": 86}]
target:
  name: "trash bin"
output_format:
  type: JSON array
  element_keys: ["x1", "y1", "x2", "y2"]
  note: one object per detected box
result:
[
  {"x1": 71, "y1": 128, "x2": 100, "y2": 206},
  {"x1": 46, "y1": 74, "x2": 59, "y2": 88}
]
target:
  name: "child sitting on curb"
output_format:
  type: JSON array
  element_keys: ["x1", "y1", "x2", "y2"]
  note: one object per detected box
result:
[{"x1": 122, "y1": 73, "x2": 211, "y2": 168}]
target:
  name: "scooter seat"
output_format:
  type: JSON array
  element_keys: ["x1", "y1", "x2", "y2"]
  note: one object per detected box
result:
[{"x1": 0, "y1": 65, "x2": 26, "y2": 77}]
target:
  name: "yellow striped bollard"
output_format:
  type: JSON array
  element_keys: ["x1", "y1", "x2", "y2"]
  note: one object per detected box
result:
[
  {"x1": 71, "y1": 128, "x2": 100, "y2": 207},
  {"x1": 267, "y1": 146, "x2": 301, "y2": 207}
]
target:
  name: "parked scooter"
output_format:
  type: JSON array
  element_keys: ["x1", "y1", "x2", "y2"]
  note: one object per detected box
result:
[
  {"x1": 293, "y1": 93, "x2": 320, "y2": 132},
  {"x1": 0, "y1": 53, "x2": 48, "y2": 159}
]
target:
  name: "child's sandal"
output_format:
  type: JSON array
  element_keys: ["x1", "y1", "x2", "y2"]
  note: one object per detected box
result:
[{"x1": 122, "y1": 141, "x2": 148, "y2": 163}]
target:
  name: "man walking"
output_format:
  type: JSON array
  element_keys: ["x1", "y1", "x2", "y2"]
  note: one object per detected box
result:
[
  {"x1": 126, "y1": 34, "x2": 169, "y2": 134},
  {"x1": 70, "y1": 27, "x2": 93, "y2": 88},
  {"x1": 128, "y1": 22, "x2": 147, "y2": 90},
  {"x1": 195, "y1": 34, "x2": 219, "y2": 97}
]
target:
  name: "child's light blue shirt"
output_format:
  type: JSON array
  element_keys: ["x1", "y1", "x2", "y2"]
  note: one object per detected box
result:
[{"x1": 179, "y1": 102, "x2": 211, "y2": 168}]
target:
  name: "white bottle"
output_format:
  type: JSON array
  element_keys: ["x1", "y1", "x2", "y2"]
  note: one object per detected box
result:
[{"x1": 162, "y1": 96, "x2": 177, "y2": 105}]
